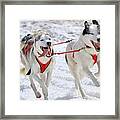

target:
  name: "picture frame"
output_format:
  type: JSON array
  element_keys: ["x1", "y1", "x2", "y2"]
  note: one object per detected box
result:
[{"x1": 0, "y1": 0, "x2": 119, "y2": 119}]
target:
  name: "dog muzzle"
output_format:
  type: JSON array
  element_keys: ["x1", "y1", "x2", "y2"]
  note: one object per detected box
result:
[{"x1": 37, "y1": 46, "x2": 53, "y2": 57}]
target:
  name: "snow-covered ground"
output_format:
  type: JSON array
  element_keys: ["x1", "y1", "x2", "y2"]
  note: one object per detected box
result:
[{"x1": 20, "y1": 20, "x2": 100, "y2": 100}]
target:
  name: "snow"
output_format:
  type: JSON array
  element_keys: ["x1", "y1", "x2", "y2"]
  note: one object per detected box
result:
[{"x1": 20, "y1": 20, "x2": 100, "y2": 100}]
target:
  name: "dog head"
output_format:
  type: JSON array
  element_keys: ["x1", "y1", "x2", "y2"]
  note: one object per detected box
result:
[
  {"x1": 34, "y1": 32, "x2": 53, "y2": 56},
  {"x1": 83, "y1": 20, "x2": 100, "y2": 38},
  {"x1": 89, "y1": 20, "x2": 100, "y2": 37},
  {"x1": 82, "y1": 20, "x2": 100, "y2": 51}
]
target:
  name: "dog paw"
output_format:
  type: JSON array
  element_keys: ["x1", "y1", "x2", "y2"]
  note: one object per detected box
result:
[
  {"x1": 36, "y1": 91, "x2": 41, "y2": 98},
  {"x1": 94, "y1": 73, "x2": 100, "y2": 78},
  {"x1": 81, "y1": 95, "x2": 88, "y2": 99},
  {"x1": 93, "y1": 80, "x2": 100, "y2": 87},
  {"x1": 75, "y1": 89, "x2": 81, "y2": 97},
  {"x1": 75, "y1": 89, "x2": 87, "y2": 99},
  {"x1": 83, "y1": 95, "x2": 96, "y2": 100},
  {"x1": 44, "y1": 97, "x2": 48, "y2": 100}
]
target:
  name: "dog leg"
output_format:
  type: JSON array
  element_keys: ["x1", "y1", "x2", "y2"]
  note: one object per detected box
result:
[
  {"x1": 74, "y1": 70, "x2": 87, "y2": 99},
  {"x1": 46, "y1": 71, "x2": 52, "y2": 87},
  {"x1": 29, "y1": 75, "x2": 41, "y2": 98},
  {"x1": 33, "y1": 74, "x2": 48, "y2": 100},
  {"x1": 85, "y1": 68, "x2": 100, "y2": 87},
  {"x1": 69, "y1": 65, "x2": 86, "y2": 98},
  {"x1": 65, "y1": 54, "x2": 86, "y2": 99},
  {"x1": 21, "y1": 51, "x2": 29, "y2": 68},
  {"x1": 75, "y1": 79, "x2": 86, "y2": 99},
  {"x1": 95, "y1": 53, "x2": 100, "y2": 77}
]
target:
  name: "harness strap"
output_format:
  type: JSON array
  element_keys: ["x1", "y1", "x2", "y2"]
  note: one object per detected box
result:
[
  {"x1": 64, "y1": 44, "x2": 97, "y2": 65},
  {"x1": 52, "y1": 39, "x2": 73, "y2": 46},
  {"x1": 53, "y1": 47, "x2": 86, "y2": 55},
  {"x1": 35, "y1": 56, "x2": 52, "y2": 73}
]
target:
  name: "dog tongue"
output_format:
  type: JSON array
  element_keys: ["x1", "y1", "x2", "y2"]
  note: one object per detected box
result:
[
  {"x1": 93, "y1": 42, "x2": 100, "y2": 49},
  {"x1": 42, "y1": 48, "x2": 48, "y2": 55},
  {"x1": 42, "y1": 47, "x2": 51, "y2": 56}
]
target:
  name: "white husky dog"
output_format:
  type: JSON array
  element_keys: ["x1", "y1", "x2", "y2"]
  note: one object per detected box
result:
[
  {"x1": 65, "y1": 20, "x2": 100, "y2": 99},
  {"x1": 20, "y1": 31, "x2": 55, "y2": 100}
]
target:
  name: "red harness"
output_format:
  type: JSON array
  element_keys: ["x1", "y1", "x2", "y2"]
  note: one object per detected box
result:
[
  {"x1": 91, "y1": 54, "x2": 97, "y2": 64},
  {"x1": 71, "y1": 45, "x2": 97, "y2": 65},
  {"x1": 35, "y1": 56, "x2": 52, "y2": 73},
  {"x1": 72, "y1": 53, "x2": 97, "y2": 65},
  {"x1": 84, "y1": 44, "x2": 97, "y2": 64},
  {"x1": 35, "y1": 48, "x2": 53, "y2": 73}
]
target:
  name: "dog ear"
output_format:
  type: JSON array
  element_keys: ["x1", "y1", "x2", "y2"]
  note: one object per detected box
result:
[
  {"x1": 84, "y1": 21, "x2": 88, "y2": 26},
  {"x1": 82, "y1": 21, "x2": 90, "y2": 35},
  {"x1": 84, "y1": 21, "x2": 90, "y2": 30},
  {"x1": 21, "y1": 34, "x2": 33, "y2": 43},
  {"x1": 32, "y1": 35, "x2": 36, "y2": 47},
  {"x1": 92, "y1": 20, "x2": 100, "y2": 34},
  {"x1": 92, "y1": 20, "x2": 99, "y2": 25},
  {"x1": 21, "y1": 36, "x2": 27, "y2": 42}
]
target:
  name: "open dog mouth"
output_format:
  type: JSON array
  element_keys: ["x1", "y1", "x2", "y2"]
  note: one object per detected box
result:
[
  {"x1": 41, "y1": 46, "x2": 50, "y2": 51},
  {"x1": 91, "y1": 40, "x2": 100, "y2": 52},
  {"x1": 37, "y1": 46, "x2": 52, "y2": 57}
]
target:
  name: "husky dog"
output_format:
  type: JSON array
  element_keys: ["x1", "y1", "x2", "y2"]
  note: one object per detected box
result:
[
  {"x1": 83, "y1": 20, "x2": 100, "y2": 76},
  {"x1": 65, "y1": 20, "x2": 100, "y2": 99},
  {"x1": 20, "y1": 31, "x2": 55, "y2": 100}
]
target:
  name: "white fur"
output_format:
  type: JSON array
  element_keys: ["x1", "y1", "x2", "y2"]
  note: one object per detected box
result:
[
  {"x1": 20, "y1": 34, "x2": 55, "y2": 100},
  {"x1": 65, "y1": 25, "x2": 100, "y2": 99}
]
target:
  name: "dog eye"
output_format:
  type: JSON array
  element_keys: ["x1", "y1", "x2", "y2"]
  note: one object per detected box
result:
[
  {"x1": 49, "y1": 38, "x2": 51, "y2": 40},
  {"x1": 40, "y1": 39, "x2": 44, "y2": 41},
  {"x1": 97, "y1": 38, "x2": 100, "y2": 42}
]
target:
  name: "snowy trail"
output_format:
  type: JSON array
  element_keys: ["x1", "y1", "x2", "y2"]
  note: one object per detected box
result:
[{"x1": 20, "y1": 20, "x2": 100, "y2": 100}]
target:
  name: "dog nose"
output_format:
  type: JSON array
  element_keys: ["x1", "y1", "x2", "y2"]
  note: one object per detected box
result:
[
  {"x1": 47, "y1": 42, "x2": 51, "y2": 46},
  {"x1": 97, "y1": 38, "x2": 100, "y2": 42}
]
